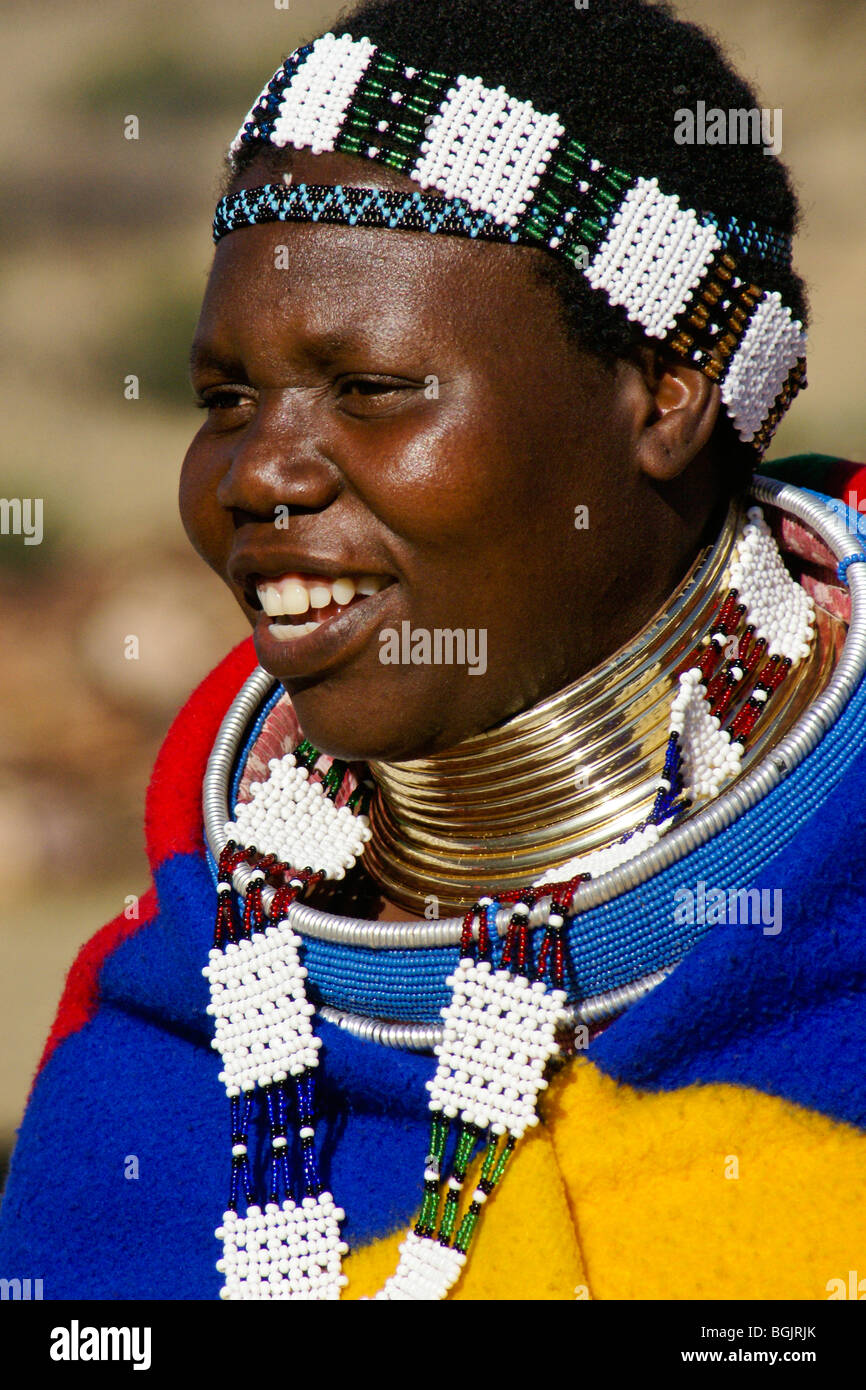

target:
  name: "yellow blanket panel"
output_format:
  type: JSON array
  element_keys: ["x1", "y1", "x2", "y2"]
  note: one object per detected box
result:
[{"x1": 343, "y1": 1058, "x2": 866, "y2": 1300}]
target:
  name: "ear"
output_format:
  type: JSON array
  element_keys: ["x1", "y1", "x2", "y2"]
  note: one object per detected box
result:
[{"x1": 630, "y1": 347, "x2": 721, "y2": 482}]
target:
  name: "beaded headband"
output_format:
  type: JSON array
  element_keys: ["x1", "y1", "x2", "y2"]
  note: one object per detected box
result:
[{"x1": 215, "y1": 30, "x2": 808, "y2": 454}]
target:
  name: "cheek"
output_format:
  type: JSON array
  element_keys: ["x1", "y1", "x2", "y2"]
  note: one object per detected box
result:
[
  {"x1": 178, "y1": 437, "x2": 231, "y2": 570},
  {"x1": 350, "y1": 396, "x2": 548, "y2": 556}
]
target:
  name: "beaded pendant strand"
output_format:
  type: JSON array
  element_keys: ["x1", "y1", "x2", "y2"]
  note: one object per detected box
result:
[
  {"x1": 668, "y1": 505, "x2": 814, "y2": 799},
  {"x1": 206, "y1": 846, "x2": 351, "y2": 1299},
  {"x1": 374, "y1": 887, "x2": 582, "y2": 1299},
  {"x1": 205, "y1": 759, "x2": 589, "y2": 1299}
]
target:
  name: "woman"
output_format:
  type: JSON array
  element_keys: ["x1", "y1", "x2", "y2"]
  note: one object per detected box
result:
[{"x1": 1, "y1": 0, "x2": 865, "y2": 1301}]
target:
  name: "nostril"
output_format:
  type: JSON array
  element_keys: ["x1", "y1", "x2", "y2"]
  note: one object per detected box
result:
[
  {"x1": 231, "y1": 503, "x2": 331, "y2": 530},
  {"x1": 231, "y1": 507, "x2": 276, "y2": 529}
]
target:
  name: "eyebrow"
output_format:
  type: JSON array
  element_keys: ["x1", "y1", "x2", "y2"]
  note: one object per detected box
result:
[
  {"x1": 188, "y1": 344, "x2": 244, "y2": 379},
  {"x1": 189, "y1": 326, "x2": 398, "y2": 382}
]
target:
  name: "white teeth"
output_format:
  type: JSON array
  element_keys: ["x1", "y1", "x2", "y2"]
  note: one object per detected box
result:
[
  {"x1": 256, "y1": 572, "x2": 388, "y2": 616},
  {"x1": 281, "y1": 580, "x2": 311, "y2": 616},
  {"x1": 309, "y1": 584, "x2": 332, "y2": 610},
  {"x1": 259, "y1": 585, "x2": 284, "y2": 617},
  {"x1": 331, "y1": 577, "x2": 356, "y2": 605},
  {"x1": 269, "y1": 621, "x2": 320, "y2": 642},
  {"x1": 356, "y1": 574, "x2": 388, "y2": 596}
]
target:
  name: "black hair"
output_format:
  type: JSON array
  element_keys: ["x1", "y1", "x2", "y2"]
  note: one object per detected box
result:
[{"x1": 230, "y1": 0, "x2": 809, "y2": 470}]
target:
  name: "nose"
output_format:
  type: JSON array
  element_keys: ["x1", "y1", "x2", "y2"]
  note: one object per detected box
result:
[{"x1": 216, "y1": 389, "x2": 340, "y2": 522}]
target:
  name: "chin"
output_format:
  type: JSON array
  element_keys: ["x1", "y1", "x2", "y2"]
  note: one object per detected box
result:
[{"x1": 285, "y1": 673, "x2": 465, "y2": 764}]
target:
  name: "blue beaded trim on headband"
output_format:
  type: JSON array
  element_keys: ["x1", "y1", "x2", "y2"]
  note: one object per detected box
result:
[
  {"x1": 214, "y1": 183, "x2": 513, "y2": 246},
  {"x1": 704, "y1": 213, "x2": 791, "y2": 272},
  {"x1": 214, "y1": 184, "x2": 793, "y2": 278}
]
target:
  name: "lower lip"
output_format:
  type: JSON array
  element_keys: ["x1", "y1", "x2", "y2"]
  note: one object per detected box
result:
[{"x1": 252, "y1": 584, "x2": 398, "y2": 679}]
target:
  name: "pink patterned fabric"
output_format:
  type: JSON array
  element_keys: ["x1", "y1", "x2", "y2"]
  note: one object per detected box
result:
[{"x1": 236, "y1": 694, "x2": 365, "y2": 810}]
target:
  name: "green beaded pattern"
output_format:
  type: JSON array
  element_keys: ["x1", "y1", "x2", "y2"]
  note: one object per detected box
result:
[
  {"x1": 293, "y1": 739, "x2": 320, "y2": 773},
  {"x1": 335, "y1": 49, "x2": 451, "y2": 174},
  {"x1": 414, "y1": 1115, "x2": 518, "y2": 1258},
  {"x1": 290, "y1": 738, "x2": 370, "y2": 814},
  {"x1": 522, "y1": 137, "x2": 634, "y2": 269},
  {"x1": 416, "y1": 1111, "x2": 450, "y2": 1238},
  {"x1": 321, "y1": 759, "x2": 350, "y2": 799},
  {"x1": 453, "y1": 1132, "x2": 516, "y2": 1254},
  {"x1": 437, "y1": 1122, "x2": 477, "y2": 1245},
  {"x1": 330, "y1": 48, "x2": 637, "y2": 270}
]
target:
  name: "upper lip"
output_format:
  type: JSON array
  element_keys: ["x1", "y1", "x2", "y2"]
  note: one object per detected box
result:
[{"x1": 228, "y1": 549, "x2": 396, "y2": 607}]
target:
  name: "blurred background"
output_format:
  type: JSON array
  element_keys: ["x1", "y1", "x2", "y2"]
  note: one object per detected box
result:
[{"x1": 0, "y1": 0, "x2": 864, "y2": 1178}]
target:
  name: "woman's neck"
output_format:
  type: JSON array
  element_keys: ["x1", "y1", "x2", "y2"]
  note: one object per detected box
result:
[{"x1": 364, "y1": 500, "x2": 744, "y2": 914}]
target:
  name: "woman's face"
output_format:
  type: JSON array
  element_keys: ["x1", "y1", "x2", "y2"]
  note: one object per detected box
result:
[{"x1": 181, "y1": 150, "x2": 686, "y2": 761}]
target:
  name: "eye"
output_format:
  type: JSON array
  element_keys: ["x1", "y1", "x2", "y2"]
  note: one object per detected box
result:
[
  {"x1": 343, "y1": 378, "x2": 397, "y2": 394},
  {"x1": 194, "y1": 387, "x2": 254, "y2": 413},
  {"x1": 337, "y1": 376, "x2": 417, "y2": 417}
]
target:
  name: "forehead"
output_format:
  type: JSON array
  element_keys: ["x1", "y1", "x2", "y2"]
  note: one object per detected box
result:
[{"x1": 197, "y1": 214, "x2": 564, "y2": 363}]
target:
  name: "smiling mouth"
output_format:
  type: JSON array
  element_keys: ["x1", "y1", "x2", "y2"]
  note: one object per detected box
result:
[{"x1": 251, "y1": 571, "x2": 393, "y2": 642}]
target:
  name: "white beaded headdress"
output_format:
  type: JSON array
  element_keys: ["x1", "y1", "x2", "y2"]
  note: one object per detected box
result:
[{"x1": 213, "y1": 30, "x2": 807, "y2": 455}]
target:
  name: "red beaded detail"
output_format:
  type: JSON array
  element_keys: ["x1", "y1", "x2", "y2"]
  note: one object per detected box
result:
[
  {"x1": 242, "y1": 873, "x2": 266, "y2": 937},
  {"x1": 501, "y1": 904, "x2": 532, "y2": 974},
  {"x1": 738, "y1": 624, "x2": 756, "y2": 666},
  {"x1": 213, "y1": 846, "x2": 324, "y2": 948},
  {"x1": 688, "y1": 592, "x2": 746, "y2": 683},
  {"x1": 537, "y1": 875, "x2": 591, "y2": 988},
  {"x1": 743, "y1": 634, "x2": 768, "y2": 678},
  {"x1": 457, "y1": 874, "x2": 590, "y2": 987},
  {"x1": 214, "y1": 843, "x2": 257, "y2": 947},
  {"x1": 269, "y1": 868, "x2": 325, "y2": 925},
  {"x1": 727, "y1": 654, "x2": 792, "y2": 743},
  {"x1": 680, "y1": 576, "x2": 799, "y2": 757},
  {"x1": 459, "y1": 908, "x2": 476, "y2": 957},
  {"x1": 475, "y1": 902, "x2": 493, "y2": 961}
]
